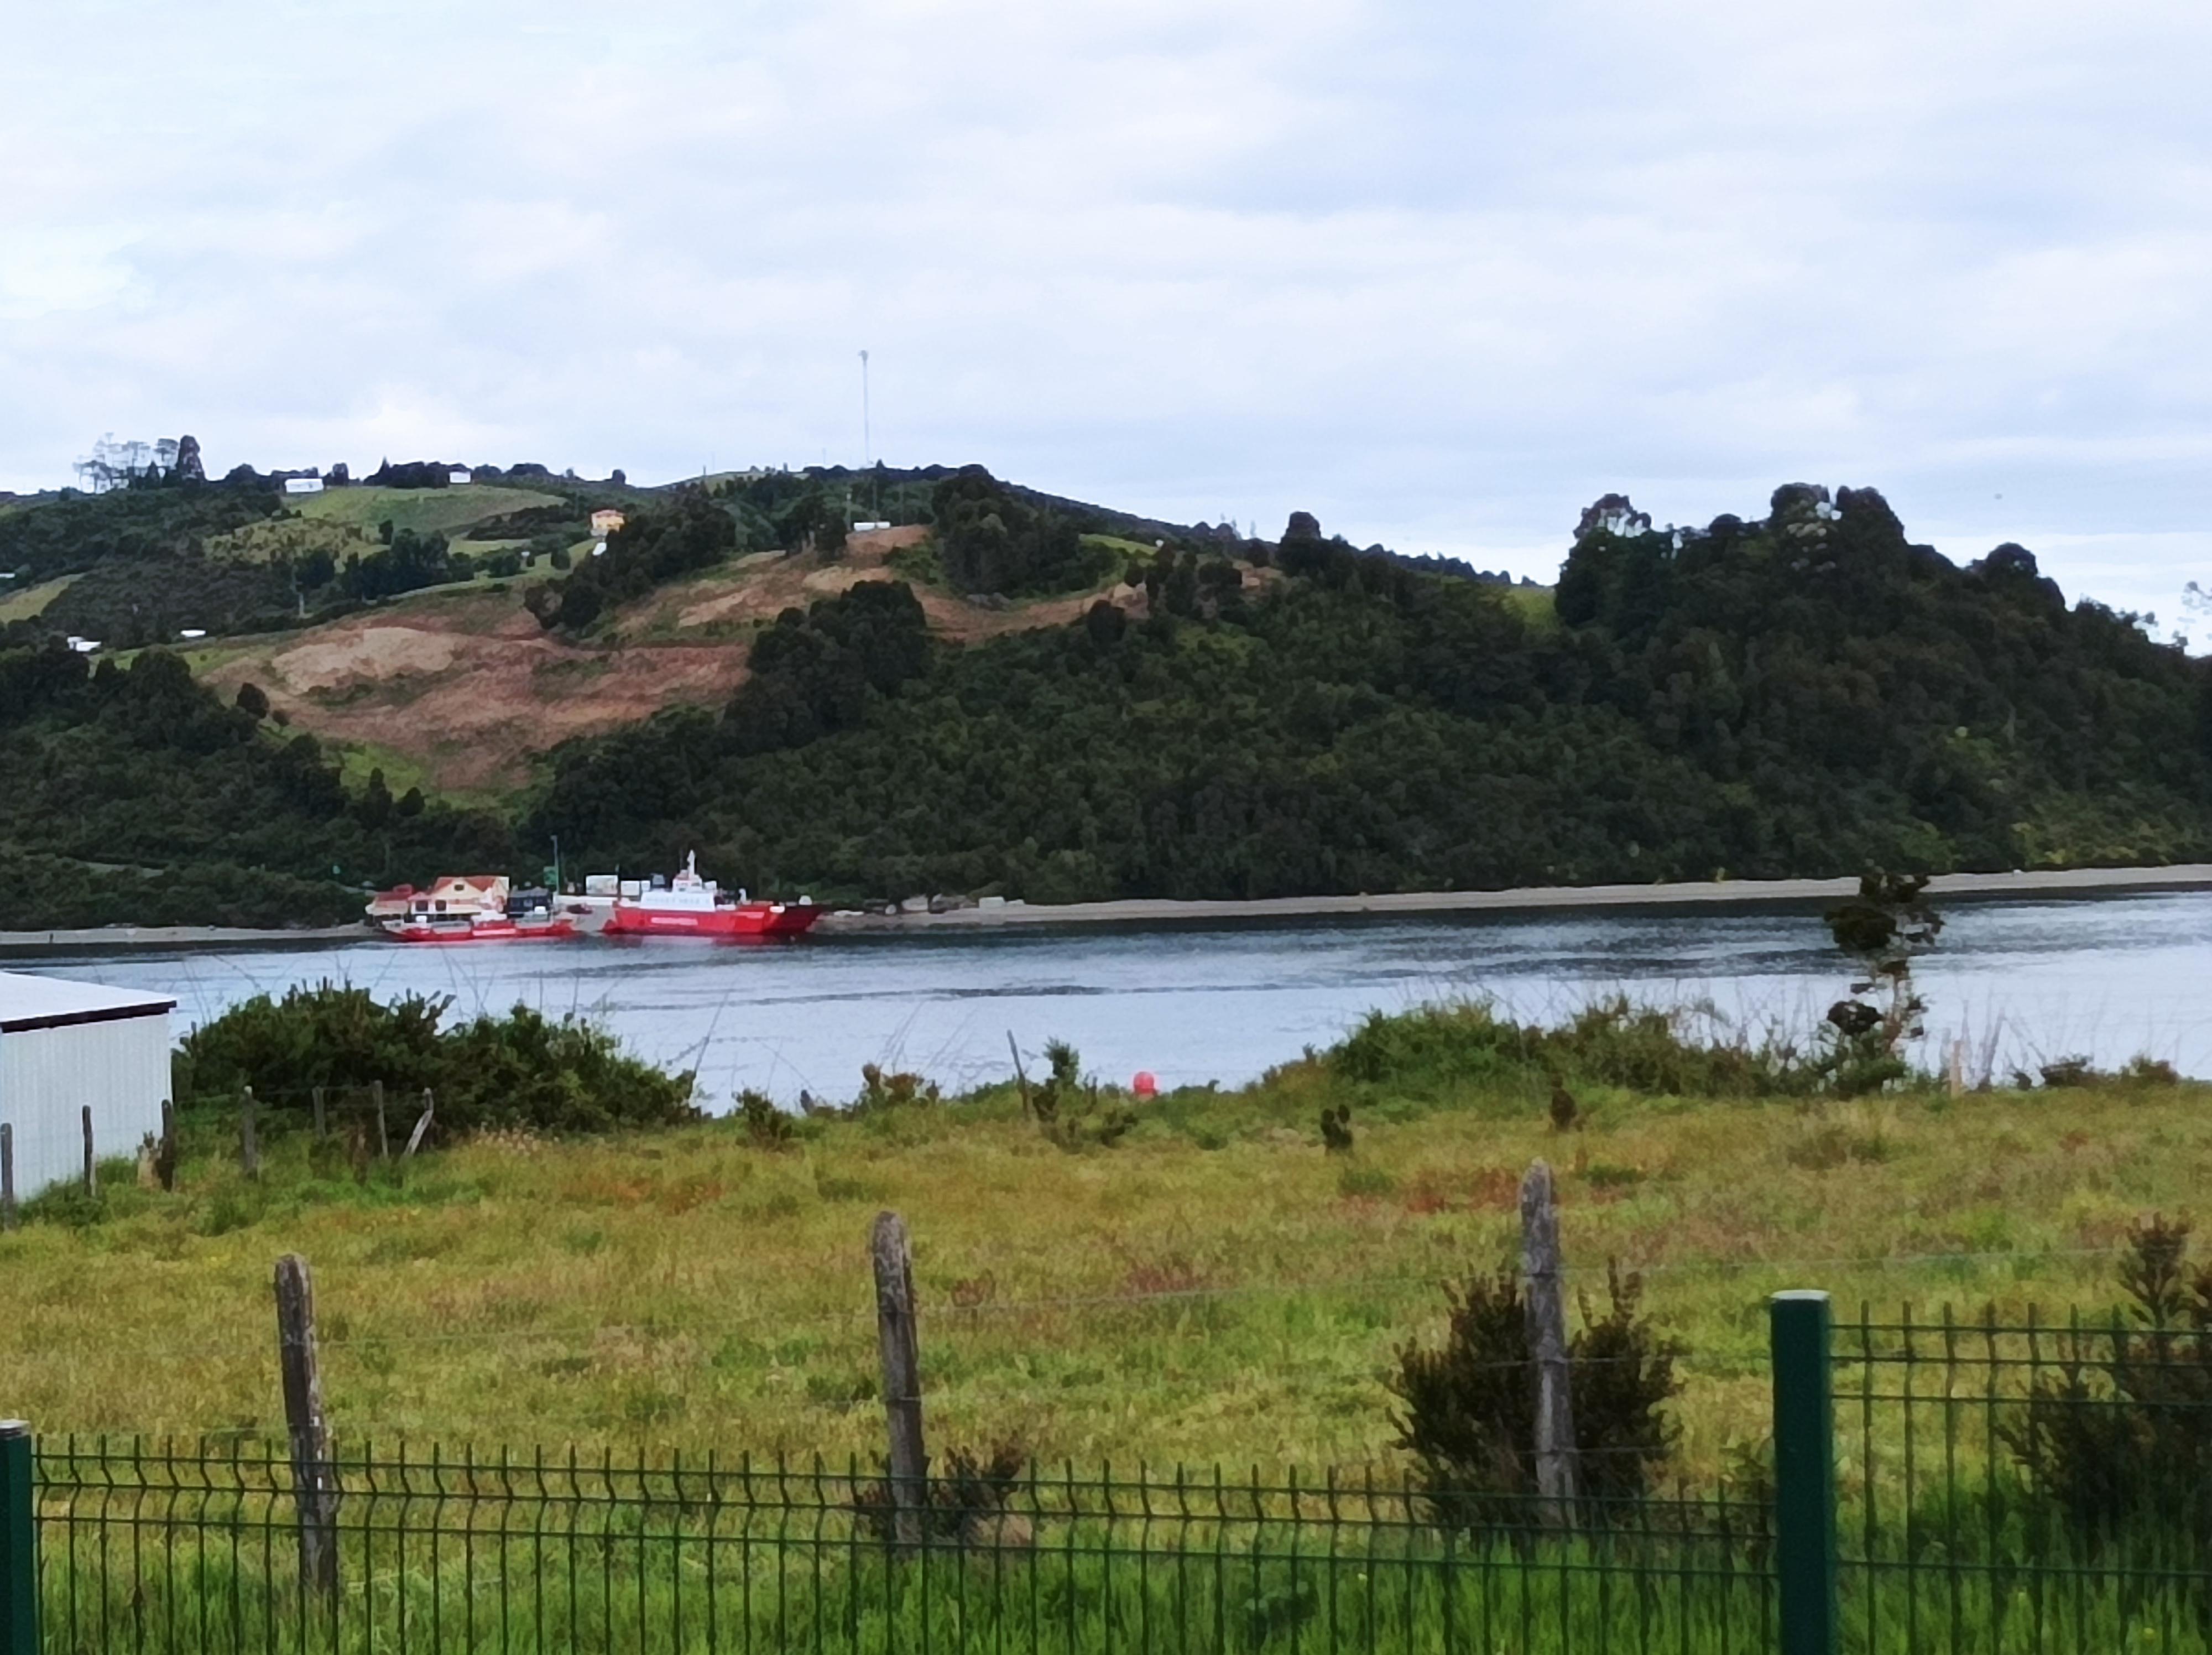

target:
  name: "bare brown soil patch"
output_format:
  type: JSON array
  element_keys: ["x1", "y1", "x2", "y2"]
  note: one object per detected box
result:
[
  {"x1": 201, "y1": 590, "x2": 750, "y2": 794},
  {"x1": 191, "y1": 529, "x2": 1204, "y2": 797}
]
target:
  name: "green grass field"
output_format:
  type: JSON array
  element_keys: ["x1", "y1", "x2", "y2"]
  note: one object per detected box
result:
[
  {"x1": 2, "y1": 1037, "x2": 2198, "y2": 1479},
  {"x1": 1496, "y1": 584, "x2": 1557, "y2": 627},
  {"x1": 0, "y1": 570, "x2": 80, "y2": 622},
  {"x1": 293, "y1": 483, "x2": 564, "y2": 539}
]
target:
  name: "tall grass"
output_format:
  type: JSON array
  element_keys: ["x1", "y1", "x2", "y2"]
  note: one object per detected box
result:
[{"x1": 0, "y1": 998, "x2": 2204, "y2": 1474}]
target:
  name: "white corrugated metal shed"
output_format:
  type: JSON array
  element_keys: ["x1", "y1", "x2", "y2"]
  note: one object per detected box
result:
[{"x1": 0, "y1": 971, "x2": 176, "y2": 1200}]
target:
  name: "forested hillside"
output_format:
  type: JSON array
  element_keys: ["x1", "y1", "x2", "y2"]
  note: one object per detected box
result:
[
  {"x1": 531, "y1": 483, "x2": 2212, "y2": 902},
  {"x1": 1, "y1": 470, "x2": 2206, "y2": 929},
  {"x1": 0, "y1": 646, "x2": 507, "y2": 928}
]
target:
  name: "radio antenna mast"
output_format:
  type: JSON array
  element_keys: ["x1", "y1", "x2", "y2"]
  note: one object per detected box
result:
[{"x1": 858, "y1": 350, "x2": 872, "y2": 470}]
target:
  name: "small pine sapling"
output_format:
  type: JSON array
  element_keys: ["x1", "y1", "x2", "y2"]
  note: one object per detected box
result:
[{"x1": 1819, "y1": 870, "x2": 1943, "y2": 1095}]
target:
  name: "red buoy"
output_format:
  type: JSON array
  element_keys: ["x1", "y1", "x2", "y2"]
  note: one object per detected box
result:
[{"x1": 1132, "y1": 1071, "x2": 1158, "y2": 1097}]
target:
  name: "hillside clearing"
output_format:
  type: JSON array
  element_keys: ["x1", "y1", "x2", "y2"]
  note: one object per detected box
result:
[
  {"x1": 0, "y1": 571, "x2": 80, "y2": 622},
  {"x1": 186, "y1": 525, "x2": 1181, "y2": 794}
]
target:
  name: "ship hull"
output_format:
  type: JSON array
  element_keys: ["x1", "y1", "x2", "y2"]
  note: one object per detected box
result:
[
  {"x1": 382, "y1": 917, "x2": 579, "y2": 944},
  {"x1": 601, "y1": 903, "x2": 822, "y2": 940}
]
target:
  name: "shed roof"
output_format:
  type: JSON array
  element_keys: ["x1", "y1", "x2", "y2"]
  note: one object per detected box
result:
[{"x1": 0, "y1": 971, "x2": 176, "y2": 1035}]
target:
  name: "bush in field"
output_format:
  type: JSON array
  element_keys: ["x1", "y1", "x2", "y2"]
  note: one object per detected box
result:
[
  {"x1": 853, "y1": 1440, "x2": 1029, "y2": 1548},
  {"x1": 738, "y1": 1088, "x2": 794, "y2": 1147},
  {"x1": 1026, "y1": 1039, "x2": 1134, "y2": 1151},
  {"x1": 2004, "y1": 1216, "x2": 2212, "y2": 1551},
  {"x1": 177, "y1": 983, "x2": 697, "y2": 1138},
  {"x1": 1332, "y1": 998, "x2": 1804, "y2": 1105},
  {"x1": 436, "y1": 1005, "x2": 697, "y2": 1135},
  {"x1": 1390, "y1": 1262, "x2": 1682, "y2": 1533}
]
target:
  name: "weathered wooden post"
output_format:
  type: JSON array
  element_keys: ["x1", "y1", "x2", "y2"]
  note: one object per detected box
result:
[
  {"x1": 372, "y1": 1081, "x2": 389, "y2": 1160},
  {"x1": 1005, "y1": 1032, "x2": 1033, "y2": 1116},
  {"x1": 1520, "y1": 1160, "x2": 1577, "y2": 1528},
  {"x1": 0, "y1": 1126, "x2": 14, "y2": 1232},
  {"x1": 311, "y1": 1086, "x2": 327, "y2": 1141},
  {"x1": 156, "y1": 1099, "x2": 179, "y2": 1193},
  {"x1": 275, "y1": 1254, "x2": 341, "y2": 1602},
  {"x1": 870, "y1": 1211, "x2": 927, "y2": 1549},
  {"x1": 402, "y1": 1090, "x2": 435, "y2": 1158},
  {"x1": 241, "y1": 1086, "x2": 261, "y2": 1181},
  {"x1": 81, "y1": 1107, "x2": 96, "y2": 1199}
]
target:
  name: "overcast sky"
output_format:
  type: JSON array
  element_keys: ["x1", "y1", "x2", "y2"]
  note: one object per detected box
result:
[{"x1": 4, "y1": 1, "x2": 2208, "y2": 633}]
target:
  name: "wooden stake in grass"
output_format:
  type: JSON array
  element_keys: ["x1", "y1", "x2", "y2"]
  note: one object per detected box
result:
[
  {"x1": 1520, "y1": 1159, "x2": 1577, "y2": 1528},
  {"x1": 373, "y1": 1082, "x2": 389, "y2": 1160},
  {"x1": 403, "y1": 1091, "x2": 434, "y2": 1158},
  {"x1": 869, "y1": 1210, "x2": 927, "y2": 1550},
  {"x1": 0, "y1": 1125, "x2": 14, "y2": 1232},
  {"x1": 156, "y1": 1100, "x2": 178, "y2": 1193},
  {"x1": 81, "y1": 1107, "x2": 95, "y2": 1199},
  {"x1": 311, "y1": 1087, "x2": 327, "y2": 1141},
  {"x1": 241, "y1": 1086, "x2": 260, "y2": 1182},
  {"x1": 274, "y1": 1253, "x2": 341, "y2": 1601},
  {"x1": 1006, "y1": 1033, "x2": 1033, "y2": 1117}
]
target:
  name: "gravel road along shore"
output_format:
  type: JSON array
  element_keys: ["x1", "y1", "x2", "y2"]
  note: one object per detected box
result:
[{"x1": 3, "y1": 865, "x2": 2207, "y2": 955}]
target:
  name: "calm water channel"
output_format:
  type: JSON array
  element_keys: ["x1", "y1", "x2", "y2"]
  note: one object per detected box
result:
[{"x1": 11, "y1": 892, "x2": 2210, "y2": 1103}]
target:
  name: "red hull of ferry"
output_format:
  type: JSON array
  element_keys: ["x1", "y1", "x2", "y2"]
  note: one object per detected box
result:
[
  {"x1": 601, "y1": 903, "x2": 822, "y2": 940},
  {"x1": 384, "y1": 917, "x2": 579, "y2": 944}
]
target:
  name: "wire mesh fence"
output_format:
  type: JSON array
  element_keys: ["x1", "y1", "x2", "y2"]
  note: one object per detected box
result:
[
  {"x1": 30, "y1": 1437, "x2": 1776, "y2": 1655},
  {"x1": 15, "y1": 1295, "x2": 2212, "y2": 1652},
  {"x1": 1840, "y1": 1307, "x2": 2212, "y2": 1653}
]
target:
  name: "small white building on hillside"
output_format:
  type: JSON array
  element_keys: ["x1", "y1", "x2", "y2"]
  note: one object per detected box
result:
[
  {"x1": 0, "y1": 972, "x2": 175, "y2": 1199},
  {"x1": 283, "y1": 476, "x2": 325, "y2": 496}
]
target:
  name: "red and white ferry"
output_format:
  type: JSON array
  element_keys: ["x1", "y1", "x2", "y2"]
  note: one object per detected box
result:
[
  {"x1": 601, "y1": 852, "x2": 821, "y2": 940},
  {"x1": 365, "y1": 876, "x2": 579, "y2": 944}
]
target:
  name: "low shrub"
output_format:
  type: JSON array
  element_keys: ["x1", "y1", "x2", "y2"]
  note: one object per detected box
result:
[
  {"x1": 853, "y1": 1440, "x2": 1030, "y2": 1548},
  {"x1": 2004, "y1": 1216, "x2": 2212, "y2": 1552},
  {"x1": 739, "y1": 1089, "x2": 794, "y2": 1147},
  {"x1": 1026, "y1": 1040, "x2": 1133, "y2": 1151},
  {"x1": 177, "y1": 983, "x2": 697, "y2": 1139},
  {"x1": 1332, "y1": 997, "x2": 1806, "y2": 1104},
  {"x1": 1390, "y1": 1261, "x2": 1682, "y2": 1532}
]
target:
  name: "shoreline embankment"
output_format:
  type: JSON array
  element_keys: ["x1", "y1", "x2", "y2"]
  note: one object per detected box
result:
[{"x1": 2, "y1": 863, "x2": 2208, "y2": 956}]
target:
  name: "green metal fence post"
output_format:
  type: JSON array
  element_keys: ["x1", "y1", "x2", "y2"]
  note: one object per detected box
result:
[
  {"x1": 1772, "y1": 1292, "x2": 1839, "y2": 1655},
  {"x1": 0, "y1": 1421, "x2": 35, "y2": 1655}
]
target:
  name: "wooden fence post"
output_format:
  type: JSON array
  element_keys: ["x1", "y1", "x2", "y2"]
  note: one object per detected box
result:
[
  {"x1": 311, "y1": 1087, "x2": 327, "y2": 1141},
  {"x1": 156, "y1": 1099, "x2": 179, "y2": 1193},
  {"x1": 402, "y1": 1090, "x2": 435, "y2": 1158},
  {"x1": 869, "y1": 1211, "x2": 927, "y2": 1549},
  {"x1": 0, "y1": 1126, "x2": 14, "y2": 1233},
  {"x1": 81, "y1": 1107, "x2": 96, "y2": 1199},
  {"x1": 241, "y1": 1086, "x2": 260, "y2": 1181},
  {"x1": 1520, "y1": 1160, "x2": 1577, "y2": 1528},
  {"x1": 1005, "y1": 1033, "x2": 1034, "y2": 1117},
  {"x1": 275, "y1": 1254, "x2": 341, "y2": 1602},
  {"x1": 372, "y1": 1082, "x2": 389, "y2": 1160}
]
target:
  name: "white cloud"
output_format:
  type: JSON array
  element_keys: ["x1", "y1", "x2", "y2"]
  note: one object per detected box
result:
[{"x1": 2, "y1": 0, "x2": 2209, "y2": 624}]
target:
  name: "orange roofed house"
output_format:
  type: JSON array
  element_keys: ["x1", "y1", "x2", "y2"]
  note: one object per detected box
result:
[{"x1": 363, "y1": 874, "x2": 509, "y2": 929}]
